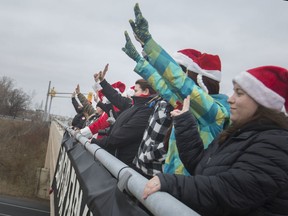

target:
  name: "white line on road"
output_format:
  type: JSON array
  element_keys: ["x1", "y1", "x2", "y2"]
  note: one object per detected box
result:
[
  {"x1": 0, "y1": 213, "x2": 12, "y2": 216},
  {"x1": 0, "y1": 201, "x2": 50, "y2": 214}
]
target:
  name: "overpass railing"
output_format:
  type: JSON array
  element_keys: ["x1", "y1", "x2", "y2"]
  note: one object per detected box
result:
[{"x1": 54, "y1": 119, "x2": 199, "y2": 216}]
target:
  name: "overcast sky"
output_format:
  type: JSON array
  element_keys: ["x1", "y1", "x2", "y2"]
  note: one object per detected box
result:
[{"x1": 1, "y1": 0, "x2": 287, "y2": 117}]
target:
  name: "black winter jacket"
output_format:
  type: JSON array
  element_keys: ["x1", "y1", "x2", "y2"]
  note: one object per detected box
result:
[
  {"x1": 71, "y1": 97, "x2": 86, "y2": 129},
  {"x1": 93, "y1": 79, "x2": 154, "y2": 166},
  {"x1": 158, "y1": 111, "x2": 288, "y2": 216},
  {"x1": 72, "y1": 97, "x2": 82, "y2": 113},
  {"x1": 71, "y1": 113, "x2": 86, "y2": 129}
]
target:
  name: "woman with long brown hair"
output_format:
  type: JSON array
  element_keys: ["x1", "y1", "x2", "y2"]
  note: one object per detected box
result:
[{"x1": 143, "y1": 66, "x2": 288, "y2": 216}]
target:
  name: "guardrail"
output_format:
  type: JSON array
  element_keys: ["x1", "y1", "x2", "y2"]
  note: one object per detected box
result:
[{"x1": 54, "y1": 119, "x2": 199, "y2": 216}]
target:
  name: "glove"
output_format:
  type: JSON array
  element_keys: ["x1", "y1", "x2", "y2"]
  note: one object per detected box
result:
[
  {"x1": 71, "y1": 92, "x2": 76, "y2": 98},
  {"x1": 99, "y1": 64, "x2": 108, "y2": 82},
  {"x1": 107, "y1": 110, "x2": 116, "y2": 125},
  {"x1": 129, "y1": 3, "x2": 151, "y2": 45},
  {"x1": 75, "y1": 84, "x2": 80, "y2": 94},
  {"x1": 122, "y1": 31, "x2": 141, "y2": 62}
]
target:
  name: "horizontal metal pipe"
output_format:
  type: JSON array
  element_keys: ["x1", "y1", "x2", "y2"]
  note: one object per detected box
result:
[{"x1": 55, "y1": 119, "x2": 199, "y2": 216}]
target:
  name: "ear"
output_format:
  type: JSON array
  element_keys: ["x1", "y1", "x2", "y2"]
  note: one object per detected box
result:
[{"x1": 143, "y1": 88, "x2": 150, "y2": 95}]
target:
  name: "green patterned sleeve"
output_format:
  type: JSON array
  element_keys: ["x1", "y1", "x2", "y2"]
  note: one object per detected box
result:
[
  {"x1": 134, "y1": 58, "x2": 181, "y2": 108},
  {"x1": 142, "y1": 38, "x2": 226, "y2": 123}
]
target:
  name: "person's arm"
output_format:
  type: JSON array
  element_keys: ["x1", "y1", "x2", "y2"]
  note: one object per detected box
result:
[
  {"x1": 170, "y1": 96, "x2": 204, "y2": 173},
  {"x1": 129, "y1": 3, "x2": 180, "y2": 79},
  {"x1": 138, "y1": 100, "x2": 172, "y2": 162},
  {"x1": 99, "y1": 79, "x2": 132, "y2": 111},
  {"x1": 96, "y1": 64, "x2": 133, "y2": 111},
  {"x1": 122, "y1": 31, "x2": 181, "y2": 108},
  {"x1": 96, "y1": 101, "x2": 111, "y2": 114},
  {"x1": 141, "y1": 38, "x2": 220, "y2": 116},
  {"x1": 75, "y1": 84, "x2": 96, "y2": 115},
  {"x1": 173, "y1": 111, "x2": 204, "y2": 173},
  {"x1": 129, "y1": 3, "x2": 229, "y2": 124},
  {"x1": 80, "y1": 113, "x2": 110, "y2": 138},
  {"x1": 146, "y1": 132, "x2": 288, "y2": 215},
  {"x1": 71, "y1": 96, "x2": 81, "y2": 113}
]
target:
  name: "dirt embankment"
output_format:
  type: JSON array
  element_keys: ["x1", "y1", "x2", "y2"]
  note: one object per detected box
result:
[{"x1": 0, "y1": 118, "x2": 49, "y2": 199}]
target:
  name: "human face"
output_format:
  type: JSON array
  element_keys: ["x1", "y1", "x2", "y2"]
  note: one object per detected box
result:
[
  {"x1": 228, "y1": 83, "x2": 259, "y2": 125},
  {"x1": 133, "y1": 84, "x2": 148, "y2": 97},
  {"x1": 96, "y1": 106, "x2": 103, "y2": 115}
]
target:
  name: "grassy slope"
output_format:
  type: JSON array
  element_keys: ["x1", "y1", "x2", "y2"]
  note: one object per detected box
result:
[{"x1": 0, "y1": 118, "x2": 49, "y2": 198}]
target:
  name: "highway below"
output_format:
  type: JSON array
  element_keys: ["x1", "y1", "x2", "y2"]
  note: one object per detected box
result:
[{"x1": 0, "y1": 195, "x2": 50, "y2": 216}]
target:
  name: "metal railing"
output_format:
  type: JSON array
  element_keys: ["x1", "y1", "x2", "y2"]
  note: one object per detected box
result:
[{"x1": 54, "y1": 119, "x2": 199, "y2": 216}]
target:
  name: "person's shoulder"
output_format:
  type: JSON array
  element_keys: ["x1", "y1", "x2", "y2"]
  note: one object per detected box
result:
[{"x1": 253, "y1": 128, "x2": 288, "y2": 149}]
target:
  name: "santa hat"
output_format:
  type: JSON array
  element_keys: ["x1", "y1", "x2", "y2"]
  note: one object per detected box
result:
[
  {"x1": 233, "y1": 66, "x2": 288, "y2": 113},
  {"x1": 122, "y1": 86, "x2": 135, "y2": 98},
  {"x1": 98, "y1": 81, "x2": 126, "y2": 102},
  {"x1": 172, "y1": 49, "x2": 222, "y2": 82}
]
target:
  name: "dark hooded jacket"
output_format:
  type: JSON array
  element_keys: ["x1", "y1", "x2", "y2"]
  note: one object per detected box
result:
[
  {"x1": 157, "y1": 111, "x2": 288, "y2": 216},
  {"x1": 71, "y1": 97, "x2": 86, "y2": 129},
  {"x1": 92, "y1": 79, "x2": 154, "y2": 166}
]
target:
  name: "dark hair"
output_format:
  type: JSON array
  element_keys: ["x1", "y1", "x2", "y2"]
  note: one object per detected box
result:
[
  {"x1": 135, "y1": 79, "x2": 157, "y2": 95},
  {"x1": 163, "y1": 124, "x2": 173, "y2": 151},
  {"x1": 218, "y1": 105, "x2": 288, "y2": 144},
  {"x1": 180, "y1": 65, "x2": 220, "y2": 94}
]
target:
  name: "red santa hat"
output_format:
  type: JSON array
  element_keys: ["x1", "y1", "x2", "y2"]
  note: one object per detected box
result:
[
  {"x1": 233, "y1": 66, "x2": 288, "y2": 113},
  {"x1": 98, "y1": 81, "x2": 126, "y2": 102},
  {"x1": 172, "y1": 48, "x2": 222, "y2": 82}
]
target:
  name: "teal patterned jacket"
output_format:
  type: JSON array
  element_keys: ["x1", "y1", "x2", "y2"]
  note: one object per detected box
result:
[{"x1": 133, "y1": 38, "x2": 230, "y2": 175}]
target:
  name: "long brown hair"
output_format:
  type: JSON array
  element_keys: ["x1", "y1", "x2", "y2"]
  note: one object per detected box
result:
[{"x1": 218, "y1": 105, "x2": 288, "y2": 144}]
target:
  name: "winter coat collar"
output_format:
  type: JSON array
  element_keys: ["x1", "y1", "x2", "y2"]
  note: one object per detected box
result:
[
  {"x1": 232, "y1": 121, "x2": 287, "y2": 140},
  {"x1": 131, "y1": 94, "x2": 157, "y2": 106}
]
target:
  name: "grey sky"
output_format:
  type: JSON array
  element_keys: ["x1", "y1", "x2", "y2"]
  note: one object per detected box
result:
[{"x1": 1, "y1": 0, "x2": 287, "y2": 117}]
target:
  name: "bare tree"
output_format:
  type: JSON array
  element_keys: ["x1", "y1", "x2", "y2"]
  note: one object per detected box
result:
[
  {"x1": 0, "y1": 76, "x2": 14, "y2": 113},
  {"x1": 0, "y1": 76, "x2": 31, "y2": 117},
  {"x1": 8, "y1": 88, "x2": 31, "y2": 117}
]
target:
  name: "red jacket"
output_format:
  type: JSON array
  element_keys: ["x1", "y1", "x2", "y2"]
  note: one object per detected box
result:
[{"x1": 88, "y1": 112, "x2": 110, "y2": 139}]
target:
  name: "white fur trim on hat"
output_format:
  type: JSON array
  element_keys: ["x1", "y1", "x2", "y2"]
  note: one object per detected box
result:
[
  {"x1": 233, "y1": 71, "x2": 285, "y2": 111},
  {"x1": 197, "y1": 74, "x2": 208, "y2": 93},
  {"x1": 172, "y1": 52, "x2": 221, "y2": 82}
]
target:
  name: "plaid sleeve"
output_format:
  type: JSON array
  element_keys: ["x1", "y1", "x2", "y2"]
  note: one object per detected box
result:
[{"x1": 134, "y1": 100, "x2": 173, "y2": 176}]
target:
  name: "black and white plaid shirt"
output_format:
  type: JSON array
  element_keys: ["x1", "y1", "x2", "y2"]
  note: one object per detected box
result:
[{"x1": 133, "y1": 99, "x2": 173, "y2": 177}]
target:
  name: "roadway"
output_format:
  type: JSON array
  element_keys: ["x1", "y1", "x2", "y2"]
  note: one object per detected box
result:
[{"x1": 0, "y1": 195, "x2": 50, "y2": 216}]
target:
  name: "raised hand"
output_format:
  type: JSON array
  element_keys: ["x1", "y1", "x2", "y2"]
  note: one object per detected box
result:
[
  {"x1": 122, "y1": 31, "x2": 141, "y2": 62},
  {"x1": 107, "y1": 110, "x2": 116, "y2": 125},
  {"x1": 129, "y1": 3, "x2": 151, "y2": 45},
  {"x1": 170, "y1": 95, "x2": 190, "y2": 117},
  {"x1": 75, "y1": 84, "x2": 80, "y2": 94},
  {"x1": 94, "y1": 72, "x2": 100, "y2": 82},
  {"x1": 99, "y1": 64, "x2": 109, "y2": 82},
  {"x1": 71, "y1": 91, "x2": 76, "y2": 98}
]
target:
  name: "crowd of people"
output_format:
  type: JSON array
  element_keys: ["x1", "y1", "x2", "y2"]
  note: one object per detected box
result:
[{"x1": 69, "y1": 3, "x2": 288, "y2": 216}]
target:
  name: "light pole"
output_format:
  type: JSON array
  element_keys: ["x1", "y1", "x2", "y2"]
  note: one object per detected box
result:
[
  {"x1": 43, "y1": 83, "x2": 91, "y2": 118},
  {"x1": 48, "y1": 87, "x2": 56, "y2": 119},
  {"x1": 44, "y1": 81, "x2": 51, "y2": 121}
]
